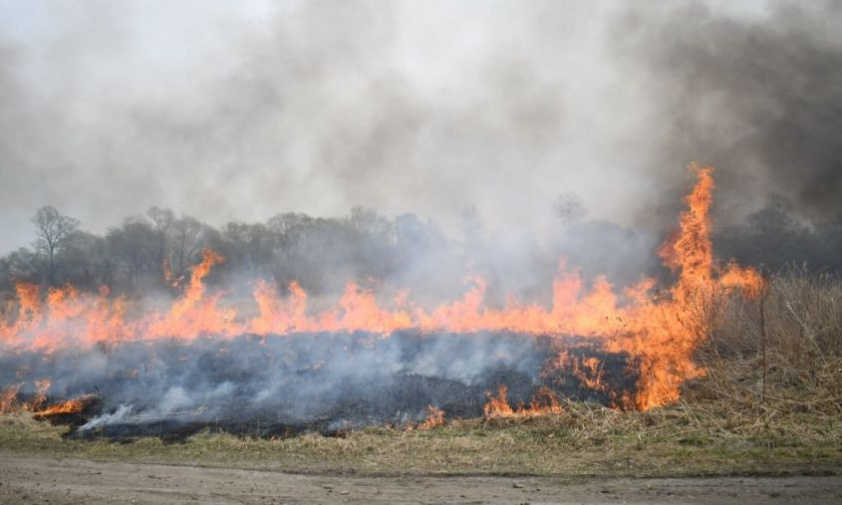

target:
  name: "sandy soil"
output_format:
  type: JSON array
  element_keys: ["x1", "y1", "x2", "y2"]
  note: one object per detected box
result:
[{"x1": 0, "y1": 452, "x2": 839, "y2": 505}]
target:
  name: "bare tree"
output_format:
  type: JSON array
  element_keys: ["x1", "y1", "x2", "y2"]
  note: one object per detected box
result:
[
  {"x1": 31, "y1": 206, "x2": 80, "y2": 285},
  {"x1": 268, "y1": 212, "x2": 313, "y2": 258},
  {"x1": 107, "y1": 218, "x2": 165, "y2": 290},
  {"x1": 220, "y1": 221, "x2": 273, "y2": 275},
  {"x1": 145, "y1": 207, "x2": 207, "y2": 282},
  {"x1": 147, "y1": 206, "x2": 174, "y2": 233},
  {"x1": 168, "y1": 216, "x2": 206, "y2": 280}
]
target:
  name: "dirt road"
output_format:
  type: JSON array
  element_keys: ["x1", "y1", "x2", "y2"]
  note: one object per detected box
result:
[{"x1": 0, "y1": 452, "x2": 839, "y2": 504}]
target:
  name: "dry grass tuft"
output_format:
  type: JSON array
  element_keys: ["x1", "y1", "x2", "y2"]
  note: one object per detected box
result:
[{"x1": 697, "y1": 266, "x2": 842, "y2": 417}]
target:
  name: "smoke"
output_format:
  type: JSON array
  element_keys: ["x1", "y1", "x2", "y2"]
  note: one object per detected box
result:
[
  {"x1": 0, "y1": 1, "x2": 837, "y2": 256},
  {"x1": 613, "y1": 0, "x2": 842, "y2": 226}
]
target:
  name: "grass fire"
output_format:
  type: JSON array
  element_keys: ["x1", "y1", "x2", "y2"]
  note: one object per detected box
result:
[
  {"x1": 1, "y1": 2, "x2": 840, "y2": 503},
  {"x1": 1, "y1": 167, "x2": 764, "y2": 437}
]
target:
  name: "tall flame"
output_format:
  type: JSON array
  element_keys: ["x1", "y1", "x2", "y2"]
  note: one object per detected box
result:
[{"x1": 0, "y1": 165, "x2": 762, "y2": 410}]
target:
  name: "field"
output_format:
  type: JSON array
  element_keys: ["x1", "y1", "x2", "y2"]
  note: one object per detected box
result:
[{"x1": 1, "y1": 268, "x2": 841, "y2": 503}]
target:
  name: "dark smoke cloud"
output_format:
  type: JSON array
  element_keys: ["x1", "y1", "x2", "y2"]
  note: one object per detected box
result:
[
  {"x1": 0, "y1": 1, "x2": 839, "y2": 255},
  {"x1": 613, "y1": 0, "x2": 842, "y2": 226}
]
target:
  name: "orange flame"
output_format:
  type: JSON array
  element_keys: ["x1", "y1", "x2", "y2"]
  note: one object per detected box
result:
[
  {"x1": 26, "y1": 378, "x2": 51, "y2": 411},
  {"x1": 418, "y1": 405, "x2": 445, "y2": 429},
  {"x1": 32, "y1": 395, "x2": 94, "y2": 420},
  {"x1": 0, "y1": 383, "x2": 23, "y2": 414},
  {"x1": 484, "y1": 385, "x2": 516, "y2": 418},
  {"x1": 0, "y1": 165, "x2": 762, "y2": 411},
  {"x1": 483, "y1": 385, "x2": 563, "y2": 419}
]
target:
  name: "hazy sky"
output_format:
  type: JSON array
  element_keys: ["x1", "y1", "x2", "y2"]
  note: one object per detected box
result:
[{"x1": 0, "y1": 0, "x2": 838, "y2": 253}]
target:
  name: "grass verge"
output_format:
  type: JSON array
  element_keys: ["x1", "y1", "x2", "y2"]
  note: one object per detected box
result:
[{"x1": 2, "y1": 399, "x2": 839, "y2": 478}]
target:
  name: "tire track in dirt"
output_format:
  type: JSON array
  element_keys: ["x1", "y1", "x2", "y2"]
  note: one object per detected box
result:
[{"x1": 1, "y1": 452, "x2": 840, "y2": 504}]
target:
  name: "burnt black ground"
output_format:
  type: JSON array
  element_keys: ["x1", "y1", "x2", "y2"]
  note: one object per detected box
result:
[{"x1": 2, "y1": 332, "x2": 638, "y2": 440}]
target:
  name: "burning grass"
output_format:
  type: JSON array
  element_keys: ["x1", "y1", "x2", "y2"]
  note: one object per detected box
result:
[
  {"x1": 0, "y1": 166, "x2": 763, "y2": 413},
  {"x1": 0, "y1": 166, "x2": 766, "y2": 444},
  {"x1": 2, "y1": 264, "x2": 839, "y2": 477},
  {"x1": 695, "y1": 266, "x2": 842, "y2": 418},
  {"x1": 0, "y1": 166, "x2": 839, "y2": 476}
]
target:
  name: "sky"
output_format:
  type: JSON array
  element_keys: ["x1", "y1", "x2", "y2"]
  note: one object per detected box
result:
[{"x1": 0, "y1": 0, "x2": 839, "y2": 253}]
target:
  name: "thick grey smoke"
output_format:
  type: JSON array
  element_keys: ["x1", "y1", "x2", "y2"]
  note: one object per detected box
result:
[
  {"x1": 1, "y1": 1, "x2": 838, "y2": 255},
  {"x1": 613, "y1": 0, "x2": 842, "y2": 226}
]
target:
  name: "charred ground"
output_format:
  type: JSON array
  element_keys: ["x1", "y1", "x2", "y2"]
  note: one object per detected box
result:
[{"x1": 3, "y1": 332, "x2": 638, "y2": 441}]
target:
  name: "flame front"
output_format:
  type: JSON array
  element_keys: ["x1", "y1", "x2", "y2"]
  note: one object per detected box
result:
[
  {"x1": 418, "y1": 405, "x2": 445, "y2": 429},
  {"x1": 31, "y1": 398, "x2": 88, "y2": 419},
  {"x1": 0, "y1": 165, "x2": 761, "y2": 411},
  {"x1": 484, "y1": 385, "x2": 563, "y2": 419}
]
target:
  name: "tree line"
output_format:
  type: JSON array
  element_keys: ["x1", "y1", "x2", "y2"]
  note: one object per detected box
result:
[
  {"x1": 2, "y1": 196, "x2": 840, "y2": 300},
  {"x1": 0, "y1": 205, "x2": 459, "y2": 298}
]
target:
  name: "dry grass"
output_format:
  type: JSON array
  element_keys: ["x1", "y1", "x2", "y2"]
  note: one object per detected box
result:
[
  {"x1": 1, "y1": 398, "x2": 839, "y2": 477},
  {"x1": 698, "y1": 266, "x2": 842, "y2": 416}
]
